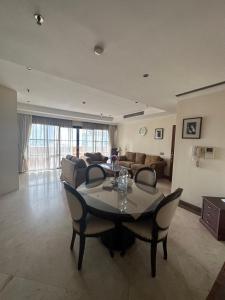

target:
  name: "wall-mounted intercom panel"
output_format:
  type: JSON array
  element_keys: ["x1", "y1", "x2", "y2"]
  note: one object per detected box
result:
[
  {"x1": 192, "y1": 146, "x2": 215, "y2": 167},
  {"x1": 204, "y1": 147, "x2": 215, "y2": 159}
]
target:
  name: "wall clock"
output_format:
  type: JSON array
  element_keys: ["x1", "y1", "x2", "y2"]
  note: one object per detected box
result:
[{"x1": 139, "y1": 127, "x2": 147, "y2": 136}]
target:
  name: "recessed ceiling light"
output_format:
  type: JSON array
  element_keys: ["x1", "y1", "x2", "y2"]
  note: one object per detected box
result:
[
  {"x1": 143, "y1": 73, "x2": 149, "y2": 78},
  {"x1": 34, "y1": 14, "x2": 44, "y2": 26},
  {"x1": 26, "y1": 66, "x2": 32, "y2": 71},
  {"x1": 94, "y1": 45, "x2": 104, "y2": 55},
  {"x1": 82, "y1": 101, "x2": 86, "y2": 104}
]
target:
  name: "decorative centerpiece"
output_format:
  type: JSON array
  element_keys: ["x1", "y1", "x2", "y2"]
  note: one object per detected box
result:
[{"x1": 111, "y1": 154, "x2": 118, "y2": 170}]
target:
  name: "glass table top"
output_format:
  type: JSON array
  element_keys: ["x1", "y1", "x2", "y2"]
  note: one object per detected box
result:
[
  {"x1": 100, "y1": 163, "x2": 124, "y2": 172},
  {"x1": 77, "y1": 178, "x2": 164, "y2": 219}
]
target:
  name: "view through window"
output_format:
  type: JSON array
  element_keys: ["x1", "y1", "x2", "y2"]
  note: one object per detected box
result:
[
  {"x1": 79, "y1": 129, "x2": 110, "y2": 157},
  {"x1": 27, "y1": 124, "x2": 110, "y2": 170}
]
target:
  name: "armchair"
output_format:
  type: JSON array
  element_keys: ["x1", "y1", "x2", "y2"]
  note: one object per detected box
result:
[{"x1": 60, "y1": 155, "x2": 87, "y2": 188}]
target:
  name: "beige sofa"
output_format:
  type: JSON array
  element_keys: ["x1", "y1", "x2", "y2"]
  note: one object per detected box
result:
[
  {"x1": 60, "y1": 155, "x2": 87, "y2": 188},
  {"x1": 118, "y1": 152, "x2": 166, "y2": 178},
  {"x1": 83, "y1": 152, "x2": 108, "y2": 165}
]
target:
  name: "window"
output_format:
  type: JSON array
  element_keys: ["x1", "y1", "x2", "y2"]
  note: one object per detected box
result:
[
  {"x1": 27, "y1": 124, "x2": 110, "y2": 171},
  {"x1": 60, "y1": 127, "x2": 77, "y2": 161},
  {"x1": 27, "y1": 124, "x2": 77, "y2": 171},
  {"x1": 27, "y1": 124, "x2": 59, "y2": 170},
  {"x1": 79, "y1": 129, "x2": 110, "y2": 157}
]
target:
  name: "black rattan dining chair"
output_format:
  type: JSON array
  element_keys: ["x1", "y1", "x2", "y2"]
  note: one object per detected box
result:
[
  {"x1": 122, "y1": 188, "x2": 183, "y2": 277},
  {"x1": 64, "y1": 182, "x2": 114, "y2": 270}
]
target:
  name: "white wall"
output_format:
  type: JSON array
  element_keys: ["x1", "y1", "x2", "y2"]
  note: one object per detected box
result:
[
  {"x1": 116, "y1": 115, "x2": 176, "y2": 176},
  {"x1": 172, "y1": 90, "x2": 225, "y2": 207},
  {"x1": 0, "y1": 85, "x2": 18, "y2": 196}
]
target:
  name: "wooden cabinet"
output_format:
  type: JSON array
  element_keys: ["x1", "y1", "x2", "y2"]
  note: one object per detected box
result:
[{"x1": 200, "y1": 196, "x2": 225, "y2": 241}]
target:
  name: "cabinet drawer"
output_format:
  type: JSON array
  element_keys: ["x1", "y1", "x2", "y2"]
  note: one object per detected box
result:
[{"x1": 203, "y1": 200, "x2": 219, "y2": 230}]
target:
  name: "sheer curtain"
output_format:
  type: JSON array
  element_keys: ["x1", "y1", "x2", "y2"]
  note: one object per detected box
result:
[
  {"x1": 18, "y1": 114, "x2": 32, "y2": 173},
  {"x1": 27, "y1": 124, "x2": 77, "y2": 171},
  {"x1": 108, "y1": 125, "x2": 117, "y2": 150},
  {"x1": 79, "y1": 128, "x2": 110, "y2": 157}
]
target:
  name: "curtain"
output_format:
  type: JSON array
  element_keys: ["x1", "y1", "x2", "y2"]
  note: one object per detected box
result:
[
  {"x1": 27, "y1": 124, "x2": 77, "y2": 171},
  {"x1": 108, "y1": 125, "x2": 117, "y2": 150},
  {"x1": 32, "y1": 115, "x2": 72, "y2": 127},
  {"x1": 18, "y1": 114, "x2": 32, "y2": 173},
  {"x1": 81, "y1": 122, "x2": 109, "y2": 130}
]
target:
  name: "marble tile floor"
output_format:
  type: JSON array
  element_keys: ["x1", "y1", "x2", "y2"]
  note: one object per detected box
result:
[{"x1": 0, "y1": 170, "x2": 224, "y2": 299}]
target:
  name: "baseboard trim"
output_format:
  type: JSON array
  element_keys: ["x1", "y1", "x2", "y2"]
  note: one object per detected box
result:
[{"x1": 179, "y1": 200, "x2": 201, "y2": 216}]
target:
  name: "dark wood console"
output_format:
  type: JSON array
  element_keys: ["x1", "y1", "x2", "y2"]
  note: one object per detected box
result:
[{"x1": 200, "y1": 196, "x2": 225, "y2": 241}]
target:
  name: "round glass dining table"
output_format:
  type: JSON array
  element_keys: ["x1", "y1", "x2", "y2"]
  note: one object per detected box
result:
[{"x1": 77, "y1": 178, "x2": 164, "y2": 251}]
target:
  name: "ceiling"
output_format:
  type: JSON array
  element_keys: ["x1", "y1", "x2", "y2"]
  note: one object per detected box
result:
[{"x1": 0, "y1": 0, "x2": 225, "y2": 122}]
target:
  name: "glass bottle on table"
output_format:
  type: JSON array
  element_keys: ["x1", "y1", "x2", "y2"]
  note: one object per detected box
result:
[{"x1": 118, "y1": 168, "x2": 128, "y2": 191}]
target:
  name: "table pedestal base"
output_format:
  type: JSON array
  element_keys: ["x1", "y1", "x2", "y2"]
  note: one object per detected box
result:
[{"x1": 101, "y1": 226, "x2": 135, "y2": 252}]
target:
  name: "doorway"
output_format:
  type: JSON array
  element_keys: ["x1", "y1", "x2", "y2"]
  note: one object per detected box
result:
[{"x1": 169, "y1": 125, "x2": 176, "y2": 181}]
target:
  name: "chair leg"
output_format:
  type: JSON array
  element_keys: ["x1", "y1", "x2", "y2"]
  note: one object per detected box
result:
[
  {"x1": 78, "y1": 235, "x2": 85, "y2": 270},
  {"x1": 163, "y1": 236, "x2": 167, "y2": 260},
  {"x1": 109, "y1": 249, "x2": 114, "y2": 258},
  {"x1": 151, "y1": 242, "x2": 157, "y2": 277},
  {"x1": 70, "y1": 229, "x2": 76, "y2": 250}
]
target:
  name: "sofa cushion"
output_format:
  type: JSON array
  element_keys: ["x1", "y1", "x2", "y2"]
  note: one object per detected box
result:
[
  {"x1": 75, "y1": 159, "x2": 87, "y2": 168},
  {"x1": 145, "y1": 155, "x2": 161, "y2": 165},
  {"x1": 135, "y1": 153, "x2": 146, "y2": 164},
  {"x1": 66, "y1": 154, "x2": 73, "y2": 160},
  {"x1": 131, "y1": 163, "x2": 145, "y2": 170},
  {"x1": 119, "y1": 161, "x2": 134, "y2": 168},
  {"x1": 126, "y1": 152, "x2": 136, "y2": 162},
  {"x1": 85, "y1": 152, "x2": 102, "y2": 161},
  {"x1": 69, "y1": 156, "x2": 86, "y2": 168}
]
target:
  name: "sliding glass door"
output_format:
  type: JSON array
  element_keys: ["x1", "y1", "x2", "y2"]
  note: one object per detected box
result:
[
  {"x1": 27, "y1": 124, "x2": 109, "y2": 171},
  {"x1": 27, "y1": 124, "x2": 60, "y2": 170},
  {"x1": 59, "y1": 127, "x2": 77, "y2": 161},
  {"x1": 27, "y1": 124, "x2": 77, "y2": 171},
  {"x1": 79, "y1": 129, "x2": 110, "y2": 157}
]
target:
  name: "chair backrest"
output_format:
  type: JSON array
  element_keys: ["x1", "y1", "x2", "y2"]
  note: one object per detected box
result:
[
  {"x1": 86, "y1": 164, "x2": 106, "y2": 184},
  {"x1": 64, "y1": 182, "x2": 87, "y2": 224},
  {"x1": 154, "y1": 188, "x2": 183, "y2": 231},
  {"x1": 134, "y1": 167, "x2": 157, "y2": 187}
]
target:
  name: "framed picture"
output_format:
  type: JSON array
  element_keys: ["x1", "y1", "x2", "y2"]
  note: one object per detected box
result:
[
  {"x1": 182, "y1": 117, "x2": 202, "y2": 139},
  {"x1": 155, "y1": 128, "x2": 164, "y2": 139}
]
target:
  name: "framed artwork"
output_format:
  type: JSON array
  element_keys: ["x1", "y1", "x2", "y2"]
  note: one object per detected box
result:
[
  {"x1": 182, "y1": 117, "x2": 202, "y2": 139},
  {"x1": 154, "y1": 128, "x2": 164, "y2": 139}
]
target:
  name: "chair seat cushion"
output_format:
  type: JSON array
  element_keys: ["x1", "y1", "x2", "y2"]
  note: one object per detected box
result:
[
  {"x1": 119, "y1": 161, "x2": 133, "y2": 168},
  {"x1": 73, "y1": 214, "x2": 114, "y2": 235},
  {"x1": 123, "y1": 220, "x2": 168, "y2": 241}
]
